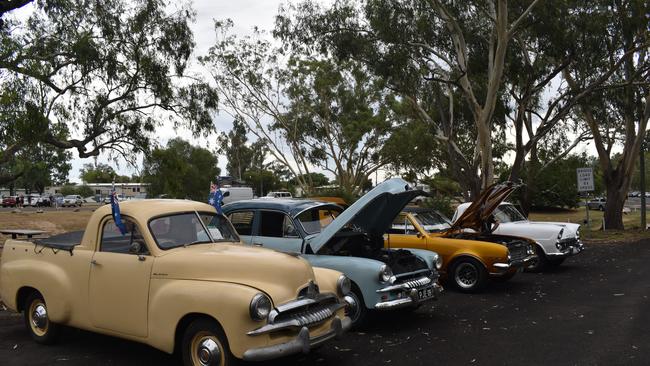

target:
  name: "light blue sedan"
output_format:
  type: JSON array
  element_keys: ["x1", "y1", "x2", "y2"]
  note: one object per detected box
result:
[{"x1": 223, "y1": 178, "x2": 444, "y2": 327}]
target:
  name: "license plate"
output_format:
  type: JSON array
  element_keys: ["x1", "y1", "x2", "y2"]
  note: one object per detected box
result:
[{"x1": 417, "y1": 286, "x2": 435, "y2": 301}]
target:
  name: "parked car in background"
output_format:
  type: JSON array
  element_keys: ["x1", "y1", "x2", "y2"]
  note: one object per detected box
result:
[
  {"x1": 587, "y1": 197, "x2": 606, "y2": 210},
  {"x1": 265, "y1": 191, "x2": 292, "y2": 199},
  {"x1": 224, "y1": 178, "x2": 444, "y2": 327},
  {"x1": 62, "y1": 195, "x2": 83, "y2": 207},
  {"x1": 453, "y1": 202, "x2": 583, "y2": 271},
  {"x1": 221, "y1": 186, "x2": 254, "y2": 205},
  {"x1": 2, "y1": 196, "x2": 17, "y2": 207},
  {"x1": 0, "y1": 200, "x2": 351, "y2": 366},
  {"x1": 26, "y1": 194, "x2": 41, "y2": 207}
]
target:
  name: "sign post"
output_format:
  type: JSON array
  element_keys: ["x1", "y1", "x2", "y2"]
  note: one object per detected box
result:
[{"x1": 577, "y1": 168, "x2": 594, "y2": 228}]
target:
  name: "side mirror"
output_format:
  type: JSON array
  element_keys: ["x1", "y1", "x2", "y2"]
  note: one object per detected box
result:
[{"x1": 417, "y1": 232, "x2": 423, "y2": 239}]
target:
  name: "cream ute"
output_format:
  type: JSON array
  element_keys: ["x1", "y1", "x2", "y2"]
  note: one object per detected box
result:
[{"x1": 0, "y1": 199, "x2": 351, "y2": 366}]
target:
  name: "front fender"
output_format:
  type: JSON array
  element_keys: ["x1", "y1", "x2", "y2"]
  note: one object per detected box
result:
[
  {"x1": 400, "y1": 248, "x2": 440, "y2": 270},
  {"x1": 147, "y1": 279, "x2": 270, "y2": 358},
  {"x1": 302, "y1": 255, "x2": 384, "y2": 310},
  {"x1": 312, "y1": 267, "x2": 345, "y2": 297}
]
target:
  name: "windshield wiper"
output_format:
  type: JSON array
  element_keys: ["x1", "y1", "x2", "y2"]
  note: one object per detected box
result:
[{"x1": 183, "y1": 240, "x2": 212, "y2": 248}]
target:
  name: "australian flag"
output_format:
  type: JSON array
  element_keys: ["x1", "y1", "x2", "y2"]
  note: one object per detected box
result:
[
  {"x1": 111, "y1": 188, "x2": 127, "y2": 235},
  {"x1": 208, "y1": 182, "x2": 223, "y2": 215}
]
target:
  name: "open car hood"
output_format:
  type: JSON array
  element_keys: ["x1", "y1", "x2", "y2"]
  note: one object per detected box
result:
[
  {"x1": 448, "y1": 182, "x2": 517, "y2": 233},
  {"x1": 306, "y1": 178, "x2": 425, "y2": 254}
]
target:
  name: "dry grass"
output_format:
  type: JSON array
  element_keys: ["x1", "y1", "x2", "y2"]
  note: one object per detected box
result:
[{"x1": 0, "y1": 210, "x2": 93, "y2": 246}]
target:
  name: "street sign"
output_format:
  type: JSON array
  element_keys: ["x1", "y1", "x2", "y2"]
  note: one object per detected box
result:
[{"x1": 577, "y1": 167, "x2": 594, "y2": 192}]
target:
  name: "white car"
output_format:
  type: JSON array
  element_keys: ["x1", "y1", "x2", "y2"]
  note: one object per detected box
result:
[
  {"x1": 264, "y1": 191, "x2": 292, "y2": 198},
  {"x1": 453, "y1": 202, "x2": 584, "y2": 271},
  {"x1": 62, "y1": 195, "x2": 83, "y2": 207}
]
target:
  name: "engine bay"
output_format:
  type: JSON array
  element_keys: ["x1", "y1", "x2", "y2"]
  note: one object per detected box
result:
[{"x1": 315, "y1": 231, "x2": 429, "y2": 274}]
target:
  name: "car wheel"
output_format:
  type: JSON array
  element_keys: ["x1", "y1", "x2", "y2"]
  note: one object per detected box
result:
[
  {"x1": 182, "y1": 318, "x2": 233, "y2": 366},
  {"x1": 525, "y1": 245, "x2": 548, "y2": 273},
  {"x1": 451, "y1": 258, "x2": 488, "y2": 293},
  {"x1": 24, "y1": 292, "x2": 60, "y2": 344},
  {"x1": 344, "y1": 285, "x2": 369, "y2": 329}
]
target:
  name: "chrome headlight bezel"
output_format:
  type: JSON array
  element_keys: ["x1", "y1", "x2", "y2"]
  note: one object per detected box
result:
[
  {"x1": 337, "y1": 275, "x2": 351, "y2": 296},
  {"x1": 249, "y1": 293, "x2": 272, "y2": 321},
  {"x1": 379, "y1": 264, "x2": 395, "y2": 283},
  {"x1": 433, "y1": 254, "x2": 443, "y2": 270}
]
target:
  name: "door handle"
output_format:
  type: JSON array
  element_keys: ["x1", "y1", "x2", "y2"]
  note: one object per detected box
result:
[
  {"x1": 138, "y1": 255, "x2": 146, "y2": 261},
  {"x1": 91, "y1": 259, "x2": 99, "y2": 266},
  {"x1": 253, "y1": 242, "x2": 263, "y2": 247}
]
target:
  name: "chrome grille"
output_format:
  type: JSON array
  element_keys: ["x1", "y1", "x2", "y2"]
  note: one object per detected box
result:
[
  {"x1": 508, "y1": 243, "x2": 528, "y2": 261},
  {"x1": 398, "y1": 277, "x2": 432, "y2": 289},
  {"x1": 276, "y1": 303, "x2": 335, "y2": 327}
]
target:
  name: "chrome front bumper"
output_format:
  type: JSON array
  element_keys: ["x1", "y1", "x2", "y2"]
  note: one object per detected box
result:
[
  {"x1": 374, "y1": 277, "x2": 444, "y2": 310},
  {"x1": 242, "y1": 316, "x2": 351, "y2": 362},
  {"x1": 492, "y1": 255, "x2": 536, "y2": 271},
  {"x1": 548, "y1": 240, "x2": 585, "y2": 258}
]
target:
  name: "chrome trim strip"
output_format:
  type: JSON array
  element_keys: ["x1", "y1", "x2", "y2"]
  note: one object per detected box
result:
[{"x1": 376, "y1": 276, "x2": 432, "y2": 293}]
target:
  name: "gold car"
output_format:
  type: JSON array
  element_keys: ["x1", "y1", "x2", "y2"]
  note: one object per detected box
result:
[{"x1": 385, "y1": 183, "x2": 536, "y2": 292}]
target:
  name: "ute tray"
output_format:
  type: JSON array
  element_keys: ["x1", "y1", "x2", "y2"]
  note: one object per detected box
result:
[{"x1": 33, "y1": 231, "x2": 84, "y2": 255}]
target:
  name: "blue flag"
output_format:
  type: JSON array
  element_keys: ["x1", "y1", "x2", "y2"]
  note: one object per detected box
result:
[
  {"x1": 208, "y1": 182, "x2": 223, "y2": 215},
  {"x1": 111, "y1": 189, "x2": 127, "y2": 235}
]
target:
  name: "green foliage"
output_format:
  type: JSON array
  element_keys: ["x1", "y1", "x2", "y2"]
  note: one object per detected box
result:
[
  {"x1": 0, "y1": 0, "x2": 217, "y2": 185},
  {"x1": 242, "y1": 169, "x2": 282, "y2": 197},
  {"x1": 290, "y1": 173, "x2": 330, "y2": 188},
  {"x1": 142, "y1": 138, "x2": 220, "y2": 201},
  {"x1": 422, "y1": 196, "x2": 455, "y2": 219},
  {"x1": 217, "y1": 118, "x2": 254, "y2": 180},
  {"x1": 75, "y1": 185, "x2": 94, "y2": 198},
  {"x1": 59, "y1": 184, "x2": 78, "y2": 196},
  {"x1": 9, "y1": 143, "x2": 71, "y2": 194},
  {"x1": 80, "y1": 163, "x2": 131, "y2": 183}
]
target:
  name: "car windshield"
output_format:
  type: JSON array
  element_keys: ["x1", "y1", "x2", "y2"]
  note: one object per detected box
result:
[
  {"x1": 411, "y1": 211, "x2": 452, "y2": 232},
  {"x1": 296, "y1": 206, "x2": 343, "y2": 235},
  {"x1": 149, "y1": 211, "x2": 239, "y2": 250},
  {"x1": 493, "y1": 204, "x2": 527, "y2": 223}
]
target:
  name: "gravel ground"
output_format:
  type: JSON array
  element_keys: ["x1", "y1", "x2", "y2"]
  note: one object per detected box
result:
[{"x1": 1, "y1": 239, "x2": 649, "y2": 366}]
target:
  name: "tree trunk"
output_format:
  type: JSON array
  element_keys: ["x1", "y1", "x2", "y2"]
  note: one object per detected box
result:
[{"x1": 604, "y1": 185, "x2": 627, "y2": 230}]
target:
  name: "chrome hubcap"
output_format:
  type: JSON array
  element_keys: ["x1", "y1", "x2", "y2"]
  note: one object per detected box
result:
[
  {"x1": 344, "y1": 293, "x2": 360, "y2": 323},
  {"x1": 455, "y1": 263, "x2": 478, "y2": 289},
  {"x1": 32, "y1": 304, "x2": 47, "y2": 330},
  {"x1": 197, "y1": 338, "x2": 221, "y2": 366}
]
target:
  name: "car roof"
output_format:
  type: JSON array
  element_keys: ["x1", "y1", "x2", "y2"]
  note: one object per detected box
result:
[{"x1": 223, "y1": 198, "x2": 340, "y2": 217}]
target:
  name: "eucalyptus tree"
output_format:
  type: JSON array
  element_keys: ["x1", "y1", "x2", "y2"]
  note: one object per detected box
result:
[
  {"x1": 275, "y1": 0, "x2": 543, "y2": 197},
  {"x1": 564, "y1": 0, "x2": 649, "y2": 229},
  {"x1": 202, "y1": 21, "x2": 394, "y2": 196},
  {"x1": 0, "y1": 0, "x2": 217, "y2": 184}
]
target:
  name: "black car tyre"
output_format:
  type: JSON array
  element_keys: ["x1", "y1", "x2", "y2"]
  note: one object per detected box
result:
[
  {"x1": 182, "y1": 318, "x2": 233, "y2": 366},
  {"x1": 451, "y1": 258, "x2": 488, "y2": 293},
  {"x1": 548, "y1": 258, "x2": 566, "y2": 267},
  {"x1": 23, "y1": 292, "x2": 60, "y2": 344},
  {"x1": 344, "y1": 285, "x2": 369, "y2": 329}
]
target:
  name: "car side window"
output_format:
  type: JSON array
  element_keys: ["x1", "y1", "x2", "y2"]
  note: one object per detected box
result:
[
  {"x1": 100, "y1": 218, "x2": 149, "y2": 255},
  {"x1": 228, "y1": 211, "x2": 255, "y2": 236},
  {"x1": 283, "y1": 215, "x2": 300, "y2": 238},
  {"x1": 258, "y1": 211, "x2": 286, "y2": 238},
  {"x1": 388, "y1": 214, "x2": 418, "y2": 235}
]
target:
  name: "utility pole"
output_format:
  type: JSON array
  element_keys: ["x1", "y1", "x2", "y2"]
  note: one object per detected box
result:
[{"x1": 641, "y1": 135, "x2": 647, "y2": 229}]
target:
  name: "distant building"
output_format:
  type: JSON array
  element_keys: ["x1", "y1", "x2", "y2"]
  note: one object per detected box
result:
[{"x1": 44, "y1": 183, "x2": 150, "y2": 200}]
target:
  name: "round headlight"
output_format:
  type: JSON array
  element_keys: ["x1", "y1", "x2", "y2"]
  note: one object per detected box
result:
[
  {"x1": 249, "y1": 293, "x2": 272, "y2": 321},
  {"x1": 379, "y1": 264, "x2": 394, "y2": 283},
  {"x1": 576, "y1": 229, "x2": 580, "y2": 239},
  {"x1": 434, "y1": 254, "x2": 443, "y2": 270},
  {"x1": 337, "y1": 275, "x2": 351, "y2": 296}
]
